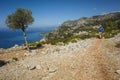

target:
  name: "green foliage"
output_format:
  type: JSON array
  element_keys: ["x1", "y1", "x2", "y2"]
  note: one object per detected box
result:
[
  {"x1": 29, "y1": 42, "x2": 36, "y2": 47},
  {"x1": 78, "y1": 34, "x2": 91, "y2": 40},
  {"x1": 6, "y1": 8, "x2": 34, "y2": 51},
  {"x1": 36, "y1": 43, "x2": 42, "y2": 47},
  {"x1": 73, "y1": 27, "x2": 82, "y2": 33},
  {"x1": 45, "y1": 12, "x2": 120, "y2": 45},
  {"x1": 6, "y1": 8, "x2": 34, "y2": 31},
  {"x1": 70, "y1": 39, "x2": 77, "y2": 43},
  {"x1": 12, "y1": 57, "x2": 18, "y2": 61},
  {"x1": 45, "y1": 34, "x2": 91, "y2": 45},
  {"x1": 29, "y1": 42, "x2": 42, "y2": 48},
  {"x1": 40, "y1": 41, "x2": 46, "y2": 44},
  {"x1": 89, "y1": 29, "x2": 98, "y2": 37},
  {"x1": 100, "y1": 19, "x2": 120, "y2": 38},
  {"x1": 104, "y1": 30, "x2": 120, "y2": 38}
]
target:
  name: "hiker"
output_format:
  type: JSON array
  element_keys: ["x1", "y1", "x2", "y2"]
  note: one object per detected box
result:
[{"x1": 98, "y1": 26, "x2": 104, "y2": 39}]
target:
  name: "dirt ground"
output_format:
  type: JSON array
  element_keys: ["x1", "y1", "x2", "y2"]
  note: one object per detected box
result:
[{"x1": 0, "y1": 38, "x2": 120, "y2": 80}]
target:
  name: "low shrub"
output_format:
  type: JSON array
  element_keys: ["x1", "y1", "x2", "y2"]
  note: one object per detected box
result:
[
  {"x1": 71, "y1": 39, "x2": 77, "y2": 43},
  {"x1": 29, "y1": 42, "x2": 42, "y2": 48},
  {"x1": 29, "y1": 42, "x2": 36, "y2": 47},
  {"x1": 79, "y1": 34, "x2": 91, "y2": 40},
  {"x1": 36, "y1": 43, "x2": 42, "y2": 47},
  {"x1": 12, "y1": 57, "x2": 18, "y2": 61}
]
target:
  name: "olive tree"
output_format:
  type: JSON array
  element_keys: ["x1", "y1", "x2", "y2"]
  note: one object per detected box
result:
[{"x1": 6, "y1": 8, "x2": 34, "y2": 51}]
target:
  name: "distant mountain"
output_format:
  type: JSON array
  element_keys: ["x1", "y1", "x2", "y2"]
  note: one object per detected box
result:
[
  {"x1": 45, "y1": 12, "x2": 120, "y2": 45},
  {"x1": 62, "y1": 12, "x2": 120, "y2": 27}
]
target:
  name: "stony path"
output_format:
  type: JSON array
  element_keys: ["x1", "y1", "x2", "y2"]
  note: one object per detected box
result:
[
  {"x1": 74, "y1": 39, "x2": 117, "y2": 80},
  {"x1": 49, "y1": 39, "x2": 118, "y2": 80},
  {"x1": 0, "y1": 38, "x2": 120, "y2": 80}
]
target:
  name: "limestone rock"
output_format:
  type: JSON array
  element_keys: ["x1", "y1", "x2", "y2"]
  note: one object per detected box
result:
[
  {"x1": 115, "y1": 70, "x2": 120, "y2": 74},
  {"x1": 36, "y1": 65, "x2": 42, "y2": 70},
  {"x1": 48, "y1": 65, "x2": 57, "y2": 73}
]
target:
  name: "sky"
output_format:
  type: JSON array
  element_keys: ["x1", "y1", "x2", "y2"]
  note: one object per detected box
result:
[{"x1": 0, "y1": 0, "x2": 120, "y2": 29}]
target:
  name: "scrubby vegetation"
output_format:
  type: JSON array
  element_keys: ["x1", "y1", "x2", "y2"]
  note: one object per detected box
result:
[
  {"x1": 12, "y1": 57, "x2": 18, "y2": 61},
  {"x1": 44, "y1": 12, "x2": 120, "y2": 45},
  {"x1": 29, "y1": 41, "x2": 42, "y2": 48}
]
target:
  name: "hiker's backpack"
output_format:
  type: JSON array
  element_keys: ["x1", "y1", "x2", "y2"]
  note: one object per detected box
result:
[{"x1": 98, "y1": 27, "x2": 104, "y2": 32}]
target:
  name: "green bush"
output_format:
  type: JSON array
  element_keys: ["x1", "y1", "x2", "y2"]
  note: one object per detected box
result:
[
  {"x1": 36, "y1": 43, "x2": 42, "y2": 47},
  {"x1": 40, "y1": 41, "x2": 46, "y2": 44},
  {"x1": 29, "y1": 42, "x2": 36, "y2": 47},
  {"x1": 79, "y1": 34, "x2": 91, "y2": 40},
  {"x1": 12, "y1": 57, "x2": 18, "y2": 61},
  {"x1": 89, "y1": 30, "x2": 98, "y2": 37},
  {"x1": 104, "y1": 30, "x2": 120, "y2": 38},
  {"x1": 71, "y1": 39, "x2": 77, "y2": 43},
  {"x1": 29, "y1": 42, "x2": 42, "y2": 48}
]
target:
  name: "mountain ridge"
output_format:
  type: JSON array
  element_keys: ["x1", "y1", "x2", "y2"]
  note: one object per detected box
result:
[
  {"x1": 44, "y1": 12, "x2": 120, "y2": 45},
  {"x1": 62, "y1": 12, "x2": 120, "y2": 27}
]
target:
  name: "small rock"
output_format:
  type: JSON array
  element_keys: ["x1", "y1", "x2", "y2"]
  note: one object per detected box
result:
[
  {"x1": 115, "y1": 70, "x2": 120, "y2": 74},
  {"x1": 0, "y1": 48, "x2": 4, "y2": 54},
  {"x1": 29, "y1": 66, "x2": 36, "y2": 70},
  {"x1": 24, "y1": 53, "x2": 29, "y2": 56},
  {"x1": 36, "y1": 65, "x2": 42, "y2": 70},
  {"x1": 23, "y1": 64, "x2": 35, "y2": 70},
  {"x1": 42, "y1": 76, "x2": 49, "y2": 80},
  {"x1": 48, "y1": 65, "x2": 57, "y2": 73},
  {"x1": 12, "y1": 44, "x2": 19, "y2": 48},
  {"x1": 24, "y1": 51, "x2": 36, "y2": 56},
  {"x1": 41, "y1": 51, "x2": 45, "y2": 54}
]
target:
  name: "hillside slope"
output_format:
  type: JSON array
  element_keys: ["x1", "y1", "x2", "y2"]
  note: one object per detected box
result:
[
  {"x1": 0, "y1": 34, "x2": 120, "y2": 80},
  {"x1": 45, "y1": 12, "x2": 120, "y2": 45}
]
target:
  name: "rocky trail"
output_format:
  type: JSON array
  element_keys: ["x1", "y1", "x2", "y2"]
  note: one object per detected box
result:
[
  {"x1": 0, "y1": 35, "x2": 120, "y2": 80},
  {"x1": 74, "y1": 39, "x2": 116, "y2": 80}
]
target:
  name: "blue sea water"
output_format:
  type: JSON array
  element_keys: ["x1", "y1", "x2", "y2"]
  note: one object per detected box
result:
[{"x1": 0, "y1": 27, "x2": 55, "y2": 48}]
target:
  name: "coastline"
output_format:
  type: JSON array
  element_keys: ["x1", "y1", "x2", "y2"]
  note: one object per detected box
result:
[{"x1": 0, "y1": 27, "x2": 55, "y2": 49}]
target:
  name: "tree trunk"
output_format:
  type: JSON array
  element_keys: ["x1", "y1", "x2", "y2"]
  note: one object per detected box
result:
[{"x1": 23, "y1": 30, "x2": 30, "y2": 52}]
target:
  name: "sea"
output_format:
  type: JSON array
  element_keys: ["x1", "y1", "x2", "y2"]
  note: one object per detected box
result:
[{"x1": 0, "y1": 27, "x2": 56, "y2": 48}]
